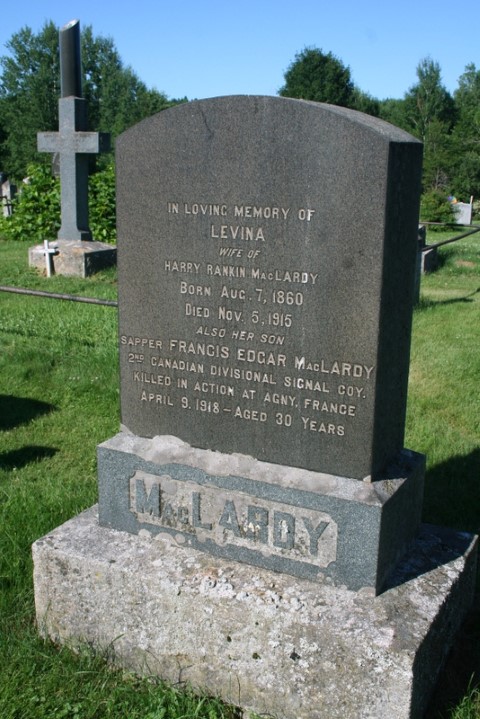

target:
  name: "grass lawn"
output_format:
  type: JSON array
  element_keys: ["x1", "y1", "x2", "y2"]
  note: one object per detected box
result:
[{"x1": 0, "y1": 229, "x2": 479, "y2": 718}]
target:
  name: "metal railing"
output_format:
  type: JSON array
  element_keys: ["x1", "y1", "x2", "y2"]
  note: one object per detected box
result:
[
  {"x1": 0, "y1": 285, "x2": 117, "y2": 307},
  {"x1": 419, "y1": 223, "x2": 480, "y2": 251}
]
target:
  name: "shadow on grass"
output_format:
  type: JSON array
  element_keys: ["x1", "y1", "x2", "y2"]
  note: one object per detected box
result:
[
  {"x1": 385, "y1": 449, "x2": 480, "y2": 592},
  {"x1": 417, "y1": 286, "x2": 480, "y2": 309},
  {"x1": 0, "y1": 395, "x2": 56, "y2": 431},
  {"x1": 385, "y1": 450, "x2": 480, "y2": 717},
  {"x1": 423, "y1": 448, "x2": 480, "y2": 534},
  {"x1": 418, "y1": 449, "x2": 480, "y2": 717},
  {"x1": 0, "y1": 445, "x2": 58, "y2": 471}
]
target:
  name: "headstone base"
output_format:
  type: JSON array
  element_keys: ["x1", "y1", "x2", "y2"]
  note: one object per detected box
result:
[
  {"x1": 97, "y1": 432, "x2": 425, "y2": 593},
  {"x1": 32, "y1": 507, "x2": 477, "y2": 719},
  {"x1": 28, "y1": 239, "x2": 116, "y2": 278}
]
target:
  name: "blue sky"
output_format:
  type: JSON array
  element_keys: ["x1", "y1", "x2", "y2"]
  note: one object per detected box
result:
[{"x1": 1, "y1": 0, "x2": 478, "y2": 102}]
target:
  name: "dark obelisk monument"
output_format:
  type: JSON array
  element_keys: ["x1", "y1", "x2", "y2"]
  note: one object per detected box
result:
[{"x1": 29, "y1": 19, "x2": 116, "y2": 277}]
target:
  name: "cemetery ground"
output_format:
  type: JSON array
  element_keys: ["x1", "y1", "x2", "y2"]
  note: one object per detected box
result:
[{"x1": 0, "y1": 231, "x2": 478, "y2": 719}]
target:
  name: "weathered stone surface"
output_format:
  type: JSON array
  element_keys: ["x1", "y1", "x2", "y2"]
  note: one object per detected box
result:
[
  {"x1": 116, "y1": 96, "x2": 423, "y2": 481},
  {"x1": 98, "y1": 431, "x2": 425, "y2": 593},
  {"x1": 29, "y1": 239, "x2": 116, "y2": 278},
  {"x1": 33, "y1": 507, "x2": 478, "y2": 719}
]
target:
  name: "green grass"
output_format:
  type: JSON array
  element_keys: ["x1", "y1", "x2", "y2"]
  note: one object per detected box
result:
[
  {"x1": 406, "y1": 228, "x2": 480, "y2": 532},
  {"x1": 0, "y1": 230, "x2": 479, "y2": 718},
  {"x1": 0, "y1": 240, "x2": 243, "y2": 719}
]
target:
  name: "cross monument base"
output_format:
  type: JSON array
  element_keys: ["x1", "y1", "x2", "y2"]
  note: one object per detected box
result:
[{"x1": 28, "y1": 239, "x2": 116, "y2": 278}]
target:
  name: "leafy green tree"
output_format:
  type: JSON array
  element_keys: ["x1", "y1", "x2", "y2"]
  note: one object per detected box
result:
[
  {"x1": 451, "y1": 63, "x2": 480, "y2": 198},
  {"x1": 422, "y1": 118, "x2": 455, "y2": 191},
  {"x1": 404, "y1": 57, "x2": 456, "y2": 142},
  {"x1": 279, "y1": 47, "x2": 355, "y2": 108},
  {"x1": 378, "y1": 98, "x2": 410, "y2": 132},
  {"x1": 453, "y1": 63, "x2": 480, "y2": 128},
  {"x1": 399, "y1": 58, "x2": 457, "y2": 192},
  {"x1": 0, "y1": 22, "x2": 179, "y2": 179},
  {"x1": 351, "y1": 89, "x2": 379, "y2": 117},
  {"x1": 80, "y1": 26, "x2": 175, "y2": 139},
  {"x1": 0, "y1": 23, "x2": 59, "y2": 179},
  {"x1": 452, "y1": 151, "x2": 480, "y2": 200}
]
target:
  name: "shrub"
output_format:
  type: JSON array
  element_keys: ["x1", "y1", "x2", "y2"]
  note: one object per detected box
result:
[
  {"x1": 1, "y1": 162, "x2": 117, "y2": 244},
  {"x1": 472, "y1": 199, "x2": 480, "y2": 222},
  {"x1": 1, "y1": 164, "x2": 60, "y2": 243},
  {"x1": 420, "y1": 189, "x2": 455, "y2": 226},
  {"x1": 89, "y1": 162, "x2": 117, "y2": 243}
]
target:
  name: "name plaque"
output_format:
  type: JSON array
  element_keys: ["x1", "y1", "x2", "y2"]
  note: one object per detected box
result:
[{"x1": 130, "y1": 470, "x2": 337, "y2": 569}]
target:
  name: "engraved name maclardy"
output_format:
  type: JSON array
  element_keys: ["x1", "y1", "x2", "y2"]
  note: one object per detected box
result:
[{"x1": 130, "y1": 471, "x2": 337, "y2": 569}]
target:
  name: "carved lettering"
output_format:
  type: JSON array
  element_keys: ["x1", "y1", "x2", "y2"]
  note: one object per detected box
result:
[{"x1": 130, "y1": 472, "x2": 337, "y2": 568}]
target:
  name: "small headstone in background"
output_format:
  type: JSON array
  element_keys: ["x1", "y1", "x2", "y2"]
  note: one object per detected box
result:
[
  {"x1": 42, "y1": 240, "x2": 59, "y2": 277},
  {"x1": 1, "y1": 173, "x2": 16, "y2": 218},
  {"x1": 452, "y1": 196, "x2": 473, "y2": 225}
]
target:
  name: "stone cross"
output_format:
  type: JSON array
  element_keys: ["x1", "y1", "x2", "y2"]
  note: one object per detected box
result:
[{"x1": 37, "y1": 20, "x2": 110, "y2": 242}]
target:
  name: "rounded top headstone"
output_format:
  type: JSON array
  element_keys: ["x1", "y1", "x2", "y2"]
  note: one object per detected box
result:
[{"x1": 116, "y1": 96, "x2": 423, "y2": 480}]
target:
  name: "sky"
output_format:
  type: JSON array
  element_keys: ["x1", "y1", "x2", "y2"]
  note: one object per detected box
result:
[{"x1": 1, "y1": 0, "x2": 479, "y2": 102}]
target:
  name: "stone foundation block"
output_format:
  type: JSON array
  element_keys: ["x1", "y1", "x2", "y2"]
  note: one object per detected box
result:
[{"x1": 33, "y1": 507, "x2": 477, "y2": 719}]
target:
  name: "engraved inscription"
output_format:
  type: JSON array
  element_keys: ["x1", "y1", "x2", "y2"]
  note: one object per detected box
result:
[
  {"x1": 116, "y1": 97, "x2": 422, "y2": 482},
  {"x1": 130, "y1": 471, "x2": 337, "y2": 567},
  {"x1": 119, "y1": 195, "x2": 377, "y2": 464}
]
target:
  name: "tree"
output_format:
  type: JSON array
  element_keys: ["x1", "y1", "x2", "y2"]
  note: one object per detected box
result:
[
  {"x1": 0, "y1": 23, "x2": 59, "y2": 178},
  {"x1": 453, "y1": 63, "x2": 480, "y2": 128},
  {"x1": 351, "y1": 89, "x2": 379, "y2": 117},
  {"x1": 279, "y1": 47, "x2": 355, "y2": 108},
  {"x1": 403, "y1": 57, "x2": 456, "y2": 142},
  {"x1": 378, "y1": 98, "x2": 410, "y2": 132},
  {"x1": 400, "y1": 58, "x2": 457, "y2": 192},
  {"x1": 422, "y1": 118, "x2": 455, "y2": 191},
  {"x1": 0, "y1": 22, "x2": 179, "y2": 179},
  {"x1": 451, "y1": 64, "x2": 480, "y2": 198},
  {"x1": 80, "y1": 26, "x2": 175, "y2": 139}
]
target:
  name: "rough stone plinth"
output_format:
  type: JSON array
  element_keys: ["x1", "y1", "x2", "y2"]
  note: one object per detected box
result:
[
  {"x1": 32, "y1": 507, "x2": 477, "y2": 719},
  {"x1": 29, "y1": 239, "x2": 116, "y2": 278}
]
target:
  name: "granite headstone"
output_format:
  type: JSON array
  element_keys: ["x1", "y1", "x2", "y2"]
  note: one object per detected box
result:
[
  {"x1": 114, "y1": 96, "x2": 422, "y2": 481},
  {"x1": 97, "y1": 96, "x2": 426, "y2": 593}
]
